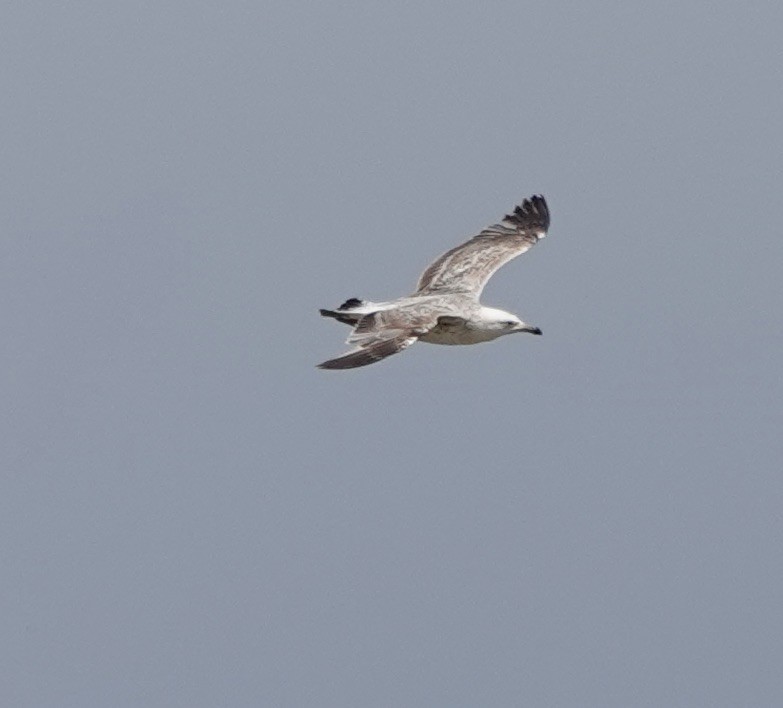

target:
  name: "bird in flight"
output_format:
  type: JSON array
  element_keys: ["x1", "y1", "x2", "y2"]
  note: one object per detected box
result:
[{"x1": 318, "y1": 194, "x2": 550, "y2": 369}]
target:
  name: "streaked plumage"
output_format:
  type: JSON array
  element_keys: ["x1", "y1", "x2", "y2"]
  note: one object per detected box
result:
[{"x1": 318, "y1": 195, "x2": 550, "y2": 370}]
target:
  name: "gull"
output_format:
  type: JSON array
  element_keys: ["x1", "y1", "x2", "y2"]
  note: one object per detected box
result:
[{"x1": 318, "y1": 194, "x2": 550, "y2": 369}]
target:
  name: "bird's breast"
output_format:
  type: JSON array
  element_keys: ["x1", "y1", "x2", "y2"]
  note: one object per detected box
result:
[{"x1": 420, "y1": 322, "x2": 500, "y2": 346}]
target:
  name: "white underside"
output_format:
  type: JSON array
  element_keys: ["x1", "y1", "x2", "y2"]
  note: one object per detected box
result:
[{"x1": 420, "y1": 323, "x2": 505, "y2": 346}]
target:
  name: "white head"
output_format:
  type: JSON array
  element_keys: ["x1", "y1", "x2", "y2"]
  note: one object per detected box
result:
[{"x1": 479, "y1": 306, "x2": 542, "y2": 337}]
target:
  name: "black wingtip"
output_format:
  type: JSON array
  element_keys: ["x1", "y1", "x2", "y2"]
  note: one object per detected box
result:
[
  {"x1": 320, "y1": 308, "x2": 358, "y2": 325},
  {"x1": 316, "y1": 354, "x2": 368, "y2": 370},
  {"x1": 505, "y1": 194, "x2": 549, "y2": 232},
  {"x1": 338, "y1": 297, "x2": 364, "y2": 310}
]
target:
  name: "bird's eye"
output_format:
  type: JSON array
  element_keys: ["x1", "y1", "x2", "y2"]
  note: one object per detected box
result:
[{"x1": 505, "y1": 321, "x2": 516, "y2": 326}]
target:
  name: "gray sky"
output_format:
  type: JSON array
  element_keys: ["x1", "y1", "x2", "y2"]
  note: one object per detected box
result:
[{"x1": 3, "y1": 2, "x2": 782, "y2": 706}]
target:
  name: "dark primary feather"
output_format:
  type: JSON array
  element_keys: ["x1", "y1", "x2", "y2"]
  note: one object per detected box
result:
[
  {"x1": 338, "y1": 298, "x2": 363, "y2": 310},
  {"x1": 499, "y1": 194, "x2": 549, "y2": 233}
]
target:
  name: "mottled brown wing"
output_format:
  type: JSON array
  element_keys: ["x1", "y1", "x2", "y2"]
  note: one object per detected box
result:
[
  {"x1": 416, "y1": 195, "x2": 549, "y2": 297},
  {"x1": 317, "y1": 310, "x2": 435, "y2": 370},
  {"x1": 317, "y1": 334, "x2": 418, "y2": 370}
]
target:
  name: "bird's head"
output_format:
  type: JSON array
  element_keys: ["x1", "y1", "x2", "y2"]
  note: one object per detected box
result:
[{"x1": 481, "y1": 307, "x2": 542, "y2": 336}]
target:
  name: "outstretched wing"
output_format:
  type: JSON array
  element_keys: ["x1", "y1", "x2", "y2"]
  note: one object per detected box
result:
[
  {"x1": 317, "y1": 333, "x2": 419, "y2": 370},
  {"x1": 416, "y1": 195, "x2": 549, "y2": 297},
  {"x1": 317, "y1": 309, "x2": 434, "y2": 370}
]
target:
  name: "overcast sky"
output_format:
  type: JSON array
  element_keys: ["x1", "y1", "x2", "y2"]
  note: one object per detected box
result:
[{"x1": 3, "y1": 2, "x2": 782, "y2": 706}]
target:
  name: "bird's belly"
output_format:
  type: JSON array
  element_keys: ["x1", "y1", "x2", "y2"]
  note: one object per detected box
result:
[{"x1": 420, "y1": 327, "x2": 496, "y2": 346}]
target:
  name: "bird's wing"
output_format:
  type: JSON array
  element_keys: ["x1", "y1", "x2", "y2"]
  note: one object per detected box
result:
[
  {"x1": 317, "y1": 309, "x2": 434, "y2": 370},
  {"x1": 317, "y1": 333, "x2": 419, "y2": 370},
  {"x1": 415, "y1": 195, "x2": 549, "y2": 298}
]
